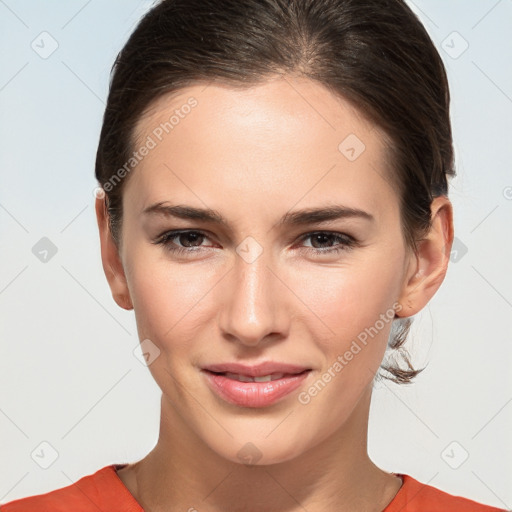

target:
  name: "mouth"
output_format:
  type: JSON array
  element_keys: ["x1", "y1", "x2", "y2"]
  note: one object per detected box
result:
[{"x1": 200, "y1": 364, "x2": 312, "y2": 408}]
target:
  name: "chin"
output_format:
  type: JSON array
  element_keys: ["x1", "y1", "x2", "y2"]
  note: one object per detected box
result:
[{"x1": 205, "y1": 429, "x2": 309, "y2": 467}]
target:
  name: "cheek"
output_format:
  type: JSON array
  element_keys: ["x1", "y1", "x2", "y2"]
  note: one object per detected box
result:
[
  {"x1": 292, "y1": 258, "x2": 402, "y2": 413},
  {"x1": 297, "y1": 249, "x2": 402, "y2": 336},
  {"x1": 125, "y1": 249, "x2": 217, "y2": 347},
  {"x1": 297, "y1": 249, "x2": 404, "y2": 381}
]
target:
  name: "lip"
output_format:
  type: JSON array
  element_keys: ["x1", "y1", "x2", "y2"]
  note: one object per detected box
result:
[{"x1": 201, "y1": 362, "x2": 312, "y2": 408}]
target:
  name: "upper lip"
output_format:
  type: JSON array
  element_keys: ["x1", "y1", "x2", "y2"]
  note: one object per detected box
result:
[{"x1": 202, "y1": 362, "x2": 311, "y2": 377}]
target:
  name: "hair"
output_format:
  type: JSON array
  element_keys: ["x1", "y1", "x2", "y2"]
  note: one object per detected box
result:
[{"x1": 95, "y1": 0, "x2": 455, "y2": 384}]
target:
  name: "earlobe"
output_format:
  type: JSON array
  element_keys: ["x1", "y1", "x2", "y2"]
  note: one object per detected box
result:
[
  {"x1": 95, "y1": 196, "x2": 134, "y2": 311},
  {"x1": 396, "y1": 196, "x2": 454, "y2": 318}
]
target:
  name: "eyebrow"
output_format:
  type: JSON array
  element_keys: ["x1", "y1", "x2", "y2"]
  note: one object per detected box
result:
[{"x1": 142, "y1": 202, "x2": 374, "y2": 228}]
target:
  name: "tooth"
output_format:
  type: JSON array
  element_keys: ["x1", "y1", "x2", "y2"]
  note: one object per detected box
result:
[
  {"x1": 224, "y1": 372, "x2": 254, "y2": 382},
  {"x1": 237, "y1": 374, "x2": 254, "y2": 382},
  {"x1": 254, "y1": 375, "x2": 272, "y2": 382}
]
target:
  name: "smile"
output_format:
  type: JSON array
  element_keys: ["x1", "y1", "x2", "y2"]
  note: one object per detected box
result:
[{"x1": 202, "y1": 369, "x2": 311, "y2": 407}]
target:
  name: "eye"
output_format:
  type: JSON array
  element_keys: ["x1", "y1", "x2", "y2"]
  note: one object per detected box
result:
[
  {"x1": 153, "y1": 230, "x2": 213, "y2": 255},
  {"x1": 297, "y1": 231, "x2": 358, "y2": 255}
]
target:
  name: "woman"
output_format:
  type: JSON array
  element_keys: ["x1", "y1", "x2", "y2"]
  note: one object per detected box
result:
[{"x1": 1, "y1": 0, "x2": 506, "y2": 510}]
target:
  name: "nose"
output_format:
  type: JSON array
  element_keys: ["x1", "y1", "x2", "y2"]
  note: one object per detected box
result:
[{"x1": 218, "y1": 245, "x2": 289, "y2": 348}]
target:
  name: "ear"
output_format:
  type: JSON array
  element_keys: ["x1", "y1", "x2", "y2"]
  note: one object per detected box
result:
[
  {"x1": 95, "y1": 195, "x2": 133, "y2": 311},
  {"x1": 396, "y1": 195, "x2": 454, "y2": 318}
]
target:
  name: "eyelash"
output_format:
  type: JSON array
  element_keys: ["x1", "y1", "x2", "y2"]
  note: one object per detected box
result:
[{"x1": 152, "y1": 230, "x2": 358, "y2": 256}]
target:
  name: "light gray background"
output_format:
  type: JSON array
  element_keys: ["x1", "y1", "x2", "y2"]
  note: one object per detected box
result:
[{"x1": 1, "y1": 0, "x2": 511, "y2": 508}]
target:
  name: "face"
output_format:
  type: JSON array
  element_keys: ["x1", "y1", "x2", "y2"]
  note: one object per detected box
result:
[{"x1": 102, "y1": 76, "x2": 423, "y2": 465}]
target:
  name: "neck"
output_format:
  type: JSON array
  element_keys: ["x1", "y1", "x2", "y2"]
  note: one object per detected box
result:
[{"x1": 119, "y1": 385, "x2": 402, "y2": 512}]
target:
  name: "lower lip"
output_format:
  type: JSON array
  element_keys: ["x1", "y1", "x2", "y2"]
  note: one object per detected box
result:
[{"x1": 202, "y1": 370, "x2": 311, "y2": 408}]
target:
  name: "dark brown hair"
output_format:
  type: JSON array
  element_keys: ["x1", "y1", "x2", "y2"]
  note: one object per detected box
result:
[{"x1": 95, "y1": 0, "x2": 455, "y2": 384}]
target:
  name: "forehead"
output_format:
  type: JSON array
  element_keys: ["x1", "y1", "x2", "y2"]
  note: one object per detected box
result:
[{"x1": 126, "y1": 76, "x2": 396, "y2": 219}]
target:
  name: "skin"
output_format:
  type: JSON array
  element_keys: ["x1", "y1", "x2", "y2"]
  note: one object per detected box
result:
[{"x1": 95, "y1": 75, "x2": 453, "y2": 512}]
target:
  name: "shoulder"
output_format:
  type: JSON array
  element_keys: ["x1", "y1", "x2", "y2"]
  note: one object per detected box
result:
[
  {"x1": 384, "y1": 474, "x2": 507, "y2": 512},
  {"x1": 0, "y1": 464, "x2": 142, "y2": 512}
]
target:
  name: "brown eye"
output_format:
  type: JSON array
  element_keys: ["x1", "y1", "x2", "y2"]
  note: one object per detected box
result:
[
  {"x1": 299, "y1": 231, "x2": 357, "y2": 255},
  {"x1": 153, "y1": 230, "x2": 212, "y2": 254},
  {"x1": 175, "y1": 231, "x2": 205, "y2": 247}
]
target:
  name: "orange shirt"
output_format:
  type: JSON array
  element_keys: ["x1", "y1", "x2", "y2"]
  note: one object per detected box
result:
[{"x1": 0, "y1": 464, "x2": 506, "y2": 511}]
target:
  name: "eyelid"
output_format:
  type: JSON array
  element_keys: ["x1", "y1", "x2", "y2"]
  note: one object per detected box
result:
[{"x1": 296, "y1": 230, "x2": 356, "y2": 244}]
